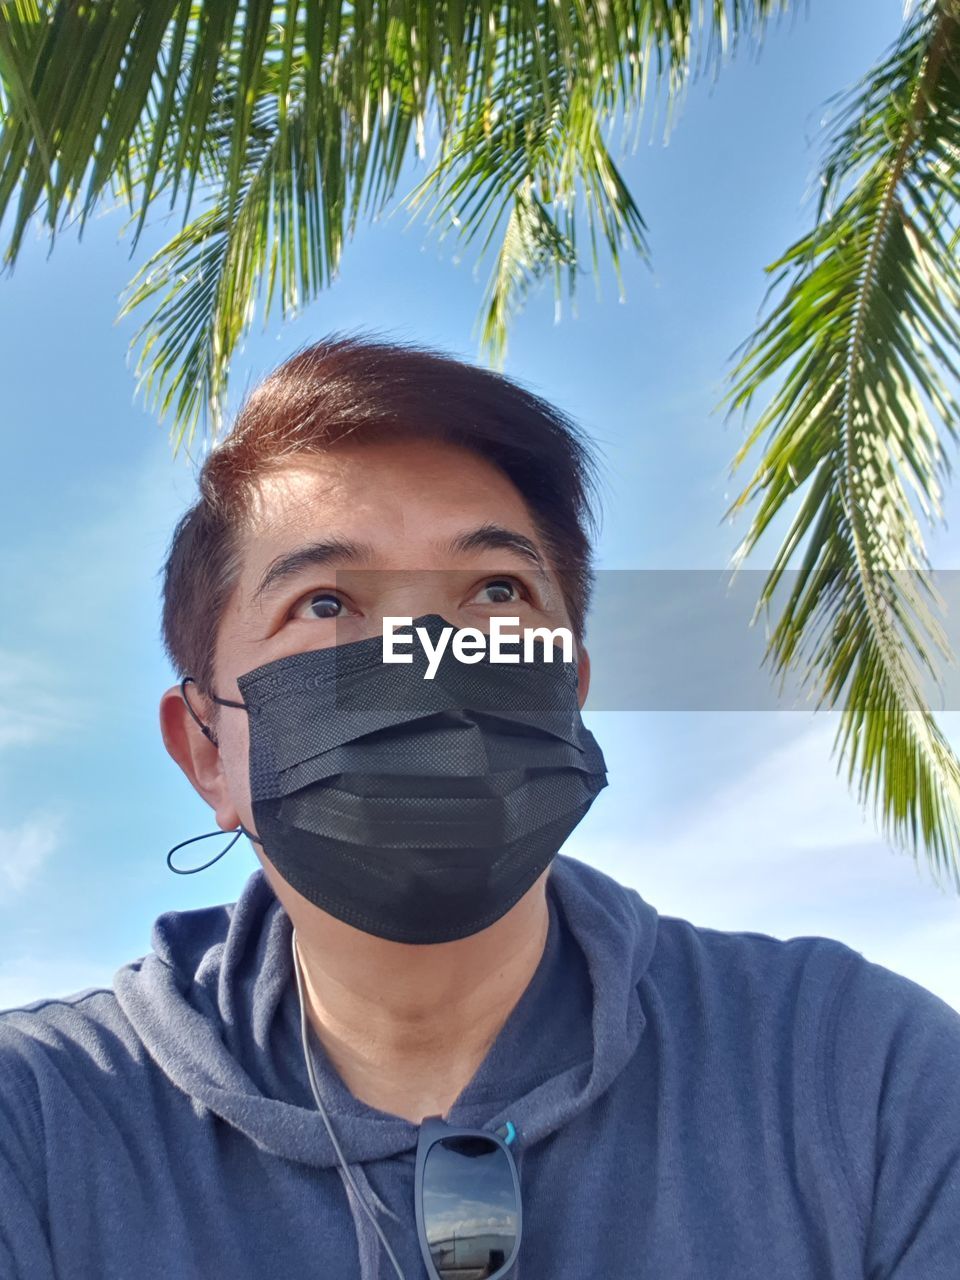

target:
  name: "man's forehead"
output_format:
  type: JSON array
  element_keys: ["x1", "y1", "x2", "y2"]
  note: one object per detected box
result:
[
  {"x1": 230, "y1": 464, "x2": 553, "y2": 618},
  {"x1": 243, "y1": 457, "x2": 356, "y2": 533}
]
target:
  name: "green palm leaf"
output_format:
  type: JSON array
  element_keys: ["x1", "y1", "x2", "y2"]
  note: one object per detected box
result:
[
  {"x1": 119, "y1": 92, "x2": 343, "y2": 447},
  {"x1": 0, "y1": 1, "x2": 785, "y2": 444},
  {"x1": 403, "y1": 69, "x2": 649, "y2": 366},
  {"x1": 726, "y1": 0, "x2": 960, "y2": 889}
]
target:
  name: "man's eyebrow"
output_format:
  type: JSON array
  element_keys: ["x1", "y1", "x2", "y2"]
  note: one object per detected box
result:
[
  {"x1": 446, "y1": 524, "x2": 550, "y2": 579},
  {"x1": 251, "y1": 538, "x2": 374, "y2": 607}
]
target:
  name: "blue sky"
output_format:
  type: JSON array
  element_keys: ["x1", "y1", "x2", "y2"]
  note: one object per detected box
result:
[{"x1": 3, "y1": 0, "x2": 959, "y2": 1012}]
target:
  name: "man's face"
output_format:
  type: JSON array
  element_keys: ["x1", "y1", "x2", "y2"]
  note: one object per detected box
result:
[{"x1": 163, "y1": 434, "x2": 590, "y2": 848}]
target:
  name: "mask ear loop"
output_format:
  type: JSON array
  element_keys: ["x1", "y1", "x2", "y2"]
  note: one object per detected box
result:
[
  {"x1": 167, "y1": 677, "x2": 262, "y2": 873},
  {"x1": 167, "y1": 827, "x2": 246, "y2": 874},
  {"x1": 180, "y1": 675, "x2": 246, "y2": 748}
]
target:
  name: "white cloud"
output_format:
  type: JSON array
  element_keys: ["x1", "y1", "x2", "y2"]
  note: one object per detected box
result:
[
  {"x1": 571, "y1": 716, "x2": 960, "y2": 1010},
  {"x1": 0, "y1": 650, "x2": 90, "y2": 750},
  {"x1": 1, "y1": 430, "x2": 192, "y2": 689},
  {"x1": 586, "y1": 718, "x2": 884, "y2": 900},
  {"x1": 0, "y1": 951, "x2": 115, "y2": 1014},
  {"x1": 0, "y1": 813, "x2": 64, "y2": 897}
]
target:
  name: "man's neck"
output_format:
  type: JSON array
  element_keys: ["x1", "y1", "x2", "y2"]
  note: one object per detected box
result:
[{"x1": 288, "y1": 873, "x2": 551, "y2": 1124}]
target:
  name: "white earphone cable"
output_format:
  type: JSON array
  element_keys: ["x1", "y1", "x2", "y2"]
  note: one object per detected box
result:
[{"x1": 291, "y1": 927, "x2": 408, "y2": 1280}]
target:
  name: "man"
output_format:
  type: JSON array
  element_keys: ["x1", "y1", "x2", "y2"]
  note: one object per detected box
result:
[{"x1": 1, "y1": 334, "x2": 958, "y2": 1280}]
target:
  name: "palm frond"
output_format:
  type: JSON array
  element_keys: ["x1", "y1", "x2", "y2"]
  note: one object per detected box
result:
[
  {"x1": 119, "y1": 92, "x2": 342, "y2": 450},
  {"x1": 725, "y1": 0, "x2": 960, "y2": 889},
  {"x1": 402, "y1": 59, "x2": 650, "y2": 366},
  {"x1": 477, "y1": 180, "x2": 580, "y2": 367},
  {"x1": 0, "y1": 1, "x2": 54, "y2": 186},
  {"x1": 0, "y1": 1, "x2": 785, "y2": 443}
]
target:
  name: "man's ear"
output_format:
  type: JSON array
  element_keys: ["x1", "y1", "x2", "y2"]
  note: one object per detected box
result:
[
  {"x1": 576, "y1": 645, "x2": 591, "y2": 709},
  {"x1": 159, "y1": 685, "x2": 235, "y2": 823}
]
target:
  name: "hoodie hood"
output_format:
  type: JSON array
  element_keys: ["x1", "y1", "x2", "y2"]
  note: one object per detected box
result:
[{"x1": 114, "y1": 852, "x2": 659, "y2": 1275}]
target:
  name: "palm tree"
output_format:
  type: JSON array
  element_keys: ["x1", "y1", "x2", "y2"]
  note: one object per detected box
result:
[
  {"x1": 726, "y1": 0, "x2": 960, "y2": 892},
  {"x1": 1, "y1": 0, "x2": 959, "y2": 890}
]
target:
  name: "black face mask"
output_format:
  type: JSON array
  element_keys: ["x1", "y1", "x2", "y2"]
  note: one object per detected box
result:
[{"x1": 188, "y1": 614, "x2": 607, "y2": 945}]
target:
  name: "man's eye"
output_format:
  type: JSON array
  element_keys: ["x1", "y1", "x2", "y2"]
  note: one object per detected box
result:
[
  {"x1": 474, "y1": 578, "x2": 521, "y2": 605},
  {"x1": 301, "y1": 592, "x2": 344, "y2": 620}
]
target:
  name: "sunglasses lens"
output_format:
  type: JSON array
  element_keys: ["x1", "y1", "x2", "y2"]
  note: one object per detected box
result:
[{"x1": 422, "y1": 1135, "x2": 519, "y2": 1278}]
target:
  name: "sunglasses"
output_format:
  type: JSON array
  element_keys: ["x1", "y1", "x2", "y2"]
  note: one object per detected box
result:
[{"x1": 415, "y1": 1114, "x2": 523, "y2": 1280}]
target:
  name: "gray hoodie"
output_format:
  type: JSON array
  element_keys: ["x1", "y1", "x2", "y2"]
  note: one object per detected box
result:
[{"x1": 1, "y1": 852, "x2": 958, "y2": 1278}]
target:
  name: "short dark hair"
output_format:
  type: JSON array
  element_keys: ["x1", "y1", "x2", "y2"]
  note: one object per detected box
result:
[{"x1": 160, "y1": 332, "x2": 601, "y2": 703}]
